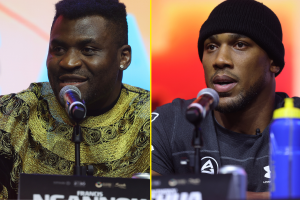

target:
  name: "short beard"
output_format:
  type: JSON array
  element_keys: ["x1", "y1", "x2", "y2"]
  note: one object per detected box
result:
[{"x1": 215, "y1": 73, "x2": 266, "y2": 114}]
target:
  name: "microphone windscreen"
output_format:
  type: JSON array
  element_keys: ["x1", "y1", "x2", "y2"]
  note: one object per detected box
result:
[
  {"x1": 197, "y1": 88, "x2": 219, "y2": 109},
  {"x1": 59, "y1": 85, "x2": 82, "y2": 105}
]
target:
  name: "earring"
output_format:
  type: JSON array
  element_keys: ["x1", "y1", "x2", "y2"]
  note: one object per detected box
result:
[{"x1": 120, "y1": 65, "x2": 124, "y2": 69}]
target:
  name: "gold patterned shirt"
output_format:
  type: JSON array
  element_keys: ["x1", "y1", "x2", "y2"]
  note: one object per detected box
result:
[{"x1": 0, "y1": 82, "x2": 150, "y2": 199}]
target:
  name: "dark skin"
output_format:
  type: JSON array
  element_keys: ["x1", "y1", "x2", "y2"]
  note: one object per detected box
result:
[
  {"x1": 152, "y1": 33, "x2": 280, "y2": 200},
  {"x1": 203, "y1": 33, "x2": 279, "y2": 136},
  {"x1": 47, "y1": 15, "x2": 131, "y2": 116}
]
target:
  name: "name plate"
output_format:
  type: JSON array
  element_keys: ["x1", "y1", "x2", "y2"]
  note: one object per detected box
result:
[
  {"x1": 152, "y1": 173, "x2": 243, "y2": 200},
  {"x1": 18, "y1": 173, "x2": 150, "y2": 200}
]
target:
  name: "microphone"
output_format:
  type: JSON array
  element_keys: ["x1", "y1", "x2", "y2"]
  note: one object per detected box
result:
[
  {"x1": 59, "y1": 85, "x2": 86, "y2": 122},
  {"x1": 186, "y1": 88, "x2": 219, "y2": 124}
]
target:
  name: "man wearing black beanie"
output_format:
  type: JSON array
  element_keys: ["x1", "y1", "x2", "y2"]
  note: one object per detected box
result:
[{"x1": 152, "y1": 0, "x2": 300, "y2": 199}]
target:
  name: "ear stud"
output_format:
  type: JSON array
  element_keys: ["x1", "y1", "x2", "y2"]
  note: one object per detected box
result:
[{"x1": 120, "y1": 65, "x2": 124, "y2": 69}]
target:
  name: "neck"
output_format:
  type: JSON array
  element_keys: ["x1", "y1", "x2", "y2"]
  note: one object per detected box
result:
[
  {"x1": 86, "y1": 72, "x2": 123, "y2": 116},
  {"x1": 86, "y1": 83, "x2": 122, "y2": 116},
  {"x1": 214, "y1": 83, "x2": 276, "y2": 135}
]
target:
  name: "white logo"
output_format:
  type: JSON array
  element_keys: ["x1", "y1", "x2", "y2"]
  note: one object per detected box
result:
[
  {"x1": 188, "y1": 178, "x2": 201, "y2": 185},
  {"x1": 74, "y1": 181, "x2": 86, "y2": 187},
  {"x1": 95, "y1": 182, "x2": 102, "y2": 188},
  {"x1": 201, "y1": 156, "x2": 219, "y2": 175},
  {"x1": 114, "y1": 183, "x2": 126, "y2": 189},
  {"x1": 152, "y1": 145, "x2": 154, "y2": 151},
  {"x1": 264, "y1": 166, "x2": 271, "y2": 179},
  {"x1": 152, "y1": 112, "x2": 159, "y2": 122},
  {"x1": 152, "y1": 189, "x2": 203, "y2": 200},
  {"x1": 168, "y1": 179, "x2": 177, "y2": 187},
  {"x1": 152, "y1": 180, "x2": 161, "y2": 187},
  {"x1": 201, "y1": 160, "x2": 214, "y2": 174}
]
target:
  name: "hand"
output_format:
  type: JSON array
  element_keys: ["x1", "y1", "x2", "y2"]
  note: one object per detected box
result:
[{"x1": 246, "y1": 191, "x2": 269, "y2": 199}]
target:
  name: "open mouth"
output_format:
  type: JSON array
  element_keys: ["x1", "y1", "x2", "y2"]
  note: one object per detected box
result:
[
  {"x1": 213, "y1": 75, "x2": 237, "y2": 93},
  {"x1": 59, "y1": 75, "x2": 88, "y2": 88},
  {"x1": 61, "y1": 79, "x2": 86, "y2": 83}
]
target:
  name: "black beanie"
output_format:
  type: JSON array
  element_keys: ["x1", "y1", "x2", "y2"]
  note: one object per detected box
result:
[{"x1": 198, "y1": 0, "x2": 285, "y2": 76}]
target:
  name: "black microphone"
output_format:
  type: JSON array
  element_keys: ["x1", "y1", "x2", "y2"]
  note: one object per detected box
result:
[
  {"x1": 59, "y1": 85, "x2": 86, "y2": 122},
  {"x1": 186, "y1": 88, "x2": 219, "y2": 124}
]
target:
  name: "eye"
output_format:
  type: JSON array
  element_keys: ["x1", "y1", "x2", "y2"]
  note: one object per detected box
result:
[
  {"x1": 234, "y1": 42, "x2": 248, "y2": 49},
  {"x1": 53, "y1": 46, "x2": 65, "y2": 55},
  {"x1": 206, "y1": 44, "x2": 218, "y2": 52},
  {"x1": 82, "y1": 47, "x2": 96, "y2": 55}
]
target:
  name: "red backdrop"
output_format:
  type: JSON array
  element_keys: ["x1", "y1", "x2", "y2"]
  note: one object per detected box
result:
[{"x1": 152, "y1": 0, "x2": 299, "y2": 111}]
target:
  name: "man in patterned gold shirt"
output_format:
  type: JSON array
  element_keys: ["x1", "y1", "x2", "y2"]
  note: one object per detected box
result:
[{"x1": 0, "y1": 0, "x2": 150, "y2": 199}]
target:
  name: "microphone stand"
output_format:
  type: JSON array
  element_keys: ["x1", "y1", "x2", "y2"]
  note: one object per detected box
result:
[
  {"x1": 72, "y1": 123, "x2": 83, "y2": 176},
  {"x1": 192, "y1": 123, "x2": 203, "y2": 174},
  {"x1": 185, "y1": 107, "x2": 205, "y2": 174},
  {"x1": 72, "y1": 123, "x2": 94, "y2": 176}
]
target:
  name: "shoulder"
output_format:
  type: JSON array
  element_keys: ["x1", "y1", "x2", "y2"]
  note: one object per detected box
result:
[
  {"x1": 122, "y1": 84, "x2": 149, "y2": 96},
  {"x1": 122, "y1": 84, "x2": 149, "y2": 103},
  {"x1": 152, "y1": 98, "x2": 195, "y2": 129},
  {"x1": 3, "y1": 82, "x2": 45, "y2": 102},
  {"x1": 120, "y1": 84, "x2": 150, "y2": 122},
  {"x1": 0, "y1": 82, "x2": 51, "y2": 124},
  {"x1": 0, "y1": 82, "x2": 45, "y2": 111},
  {"x1": 292, "y1": 96, "x2": 300, "y2": 108},
  {"x1": 275, "y1": 92, "x2": 300, "y2": 108},
  {"x1": 153, "y1": 98, "x2": 194, "y2": 117}
]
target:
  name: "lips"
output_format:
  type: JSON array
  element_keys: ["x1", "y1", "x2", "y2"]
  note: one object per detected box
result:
[
  {"x1": 213, "y1": 75, "x2": 237, "y2": 93},
  {"x1": 59, "y1": 74, "x2": 88, "y2": 88}
]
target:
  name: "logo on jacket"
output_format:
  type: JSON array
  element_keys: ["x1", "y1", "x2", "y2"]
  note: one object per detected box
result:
[
  {"x1": 264, "y1": 165, "x2": 271, "y2": 179},
  {"x1": 201, "y1": 156, "x2": 219, "y2": 175},
  {"x1": 152, "y1": 112, "x2": 159, "y2": 122}
]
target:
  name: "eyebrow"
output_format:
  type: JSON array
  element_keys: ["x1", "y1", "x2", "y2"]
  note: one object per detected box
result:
[
  {"x1": 50, "y1": 38, "x2": 98, "y2": 46},
  {"x1": 207, "y1": 33, "x2": 248, "y2": 41},
  {"x1": 75, "y1": 38, "x2": 98, "y2": 46},
  {"x1": 50, "y1": 38, "x2": 67, "y2": 46},
  {"x1": 229, "y1": 34, "x2": 248, "y2": 39},
  {"x1": 208, "y1": 35, "x2": 218, "y2": 40}
]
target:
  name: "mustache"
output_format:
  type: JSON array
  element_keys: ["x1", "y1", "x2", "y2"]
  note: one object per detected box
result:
[
  {"x1": 54, "y1": 69, "x2": 91, "y2": 79},
  {"x1": 209, "y1": 70, "x2": 240, "y2": 84}
]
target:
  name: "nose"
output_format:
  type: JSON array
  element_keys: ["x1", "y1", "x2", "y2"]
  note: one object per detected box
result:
[
  {"x1": 59, "y1": 49, "x2": 82, "y2": 70},
  {"x1": 212, "y1": 45, "x2": 233, "y2": 69}
]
